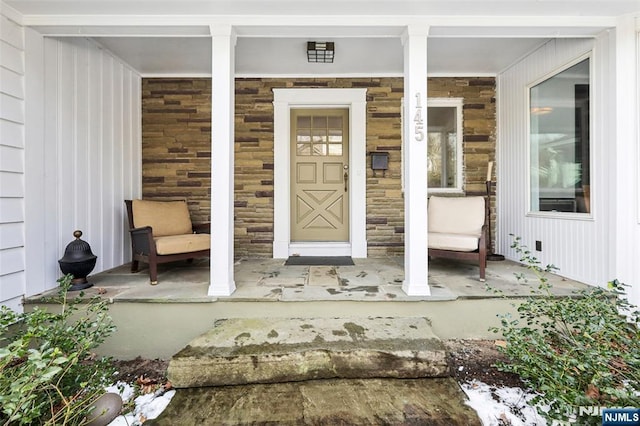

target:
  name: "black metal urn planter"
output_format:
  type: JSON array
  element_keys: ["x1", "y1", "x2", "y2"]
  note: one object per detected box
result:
[{"x1": 58, "y1": 230, "x2": 97, "y2": 291}]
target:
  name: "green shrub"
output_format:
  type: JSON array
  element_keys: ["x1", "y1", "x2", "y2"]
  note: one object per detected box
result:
[
  {"x1": 0, "y1": 275, "x2": 116, "y2": 425},
  {"x1": 490, "y1": 237, "x2": 640, "y2": 425}
]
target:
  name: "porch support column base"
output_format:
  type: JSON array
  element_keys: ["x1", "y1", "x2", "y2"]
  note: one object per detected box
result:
[
  {"x1": 402, "y1": 280, "x2": 430, "y2": 296},
  {"x1": 209, "y1": 280, "x2": 236, "y2": 297}
]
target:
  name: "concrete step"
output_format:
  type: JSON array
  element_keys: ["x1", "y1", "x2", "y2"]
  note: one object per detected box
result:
[
  {"x1": 168, "y1": 317, "x2": 448, "y2": 388},
  {"x1": 149, "y1": 377, "x2": 482, "y2": 426}
]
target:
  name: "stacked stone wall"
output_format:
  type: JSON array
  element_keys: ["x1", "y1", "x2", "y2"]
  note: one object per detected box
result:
[
  {"x1": 141, "y1": 79, "x2": 212, "y2": 224},
  {"x1": 142, "y1": 77, "x2": 496, "y2": 258}
]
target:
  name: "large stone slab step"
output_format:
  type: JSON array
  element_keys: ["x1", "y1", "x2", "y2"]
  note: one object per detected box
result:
[
  {"x1": 168, "y1": 317, "x2": 448, "y2": 388},
  {"x1": 149, "y1": 377, "x2": 481, "y2": 426}
]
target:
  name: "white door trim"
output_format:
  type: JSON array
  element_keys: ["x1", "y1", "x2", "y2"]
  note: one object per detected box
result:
[{"x1": 273, "y1": 88, "x2": 367, "y2": 258}]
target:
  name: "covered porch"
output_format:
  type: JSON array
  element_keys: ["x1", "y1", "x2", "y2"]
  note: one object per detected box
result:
[
  {"x1": 17, "y1": 14, "x2": 614, "y2": 304},
  {"x1": 4, "y1": 0, "x2": 637, "y2": 318}
]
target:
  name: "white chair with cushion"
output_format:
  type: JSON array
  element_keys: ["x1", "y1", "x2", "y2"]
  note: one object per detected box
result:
[{"x1": 427, "y1": 196, "x2": 487, "y2": 281}]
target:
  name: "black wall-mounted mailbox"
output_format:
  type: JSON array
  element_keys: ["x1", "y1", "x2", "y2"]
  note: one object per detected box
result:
[{"x1": 370, "y1": 151, "x2": 389, "y2": 171}]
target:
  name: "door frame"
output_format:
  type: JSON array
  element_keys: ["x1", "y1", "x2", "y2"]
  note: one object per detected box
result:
[{"x1": 273, "y1": 88, "x2": 367, "y2": 258}]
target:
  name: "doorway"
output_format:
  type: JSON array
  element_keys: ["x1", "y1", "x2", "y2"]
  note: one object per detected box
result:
[{"x1": 272, "y1": 88, "x2": 367, "y2": 258}]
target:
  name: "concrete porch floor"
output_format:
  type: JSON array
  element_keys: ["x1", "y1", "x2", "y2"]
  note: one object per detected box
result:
[{"x1": 26, "y1": 257, "x2": 593, "y2": 359}]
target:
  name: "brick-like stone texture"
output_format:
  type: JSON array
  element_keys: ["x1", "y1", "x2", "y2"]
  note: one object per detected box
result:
[
  {"x1": 142, "y1": 79, "x2": 212, "y2": 224},
  {"x1": 142, "y1": 77, "x2": 497, "y2": 258}
]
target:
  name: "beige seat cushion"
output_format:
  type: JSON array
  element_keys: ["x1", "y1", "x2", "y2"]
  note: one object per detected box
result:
[
  {"x1": 154, "y1": 234, "x2": 211, "y2": 255},
  {"x1": 132, "y1": 199, "x2": 193, "y2": 237},
  {"x1": 428, "y1": 232, "x2": 479, "y2": 252},
  {"x1": 428, "y1": 196, "x2": 485, "y2": 236}
]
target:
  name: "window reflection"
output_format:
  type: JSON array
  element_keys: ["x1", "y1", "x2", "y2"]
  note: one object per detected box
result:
[
  {"x1": 427, "y1": 105, "x2": 459, "y2": 189},
  {"x1": 295, "y1": 114, "x2": 343, "y2": 156},
  {"x1": 530, "y1": 58, "x2": 590, "y2": 213}
]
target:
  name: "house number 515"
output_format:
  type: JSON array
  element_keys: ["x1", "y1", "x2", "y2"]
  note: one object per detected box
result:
[{"x1": 414, "y1": 92, "x2": 424, "y2": 142}]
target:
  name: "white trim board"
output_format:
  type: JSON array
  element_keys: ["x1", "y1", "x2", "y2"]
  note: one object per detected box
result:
[{"x1": 272, "y1": 88, "x2": 368, "y2": 258}]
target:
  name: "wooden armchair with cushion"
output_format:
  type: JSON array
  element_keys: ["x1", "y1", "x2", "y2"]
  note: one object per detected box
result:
[
  {"x1": 427, "y1": 196, "x2": 487, "y2": 281},
  {"x1": 125, "y1": 199, "x2": 211, "y2": 285}
]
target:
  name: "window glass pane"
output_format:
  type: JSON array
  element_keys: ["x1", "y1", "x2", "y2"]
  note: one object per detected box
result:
[
  {"x1": 328, "y1": 143, "x2": 342, "y2": 156},
  {"x1": 297, "y1": 143, "x2": 311, "y2": 155},
  {"x1": 312, "y1": 143, "x2": 326, "y2": 156},
  {"x1": 296, "y1": 129, "x2": 311, "y2": 143},
  {"x1": 297, "y1": 116, "x2": 311, "y2": 128},
  {"x1": 427, "y1": 132, "x2": 443, "y2": 187},
  {"x1": 294, "y1": 111, "x2": 345, "y2": 157},
  {"x1": 311, "y1": 130, "x2": 326, "y2": 144},
  {"x1": 328, "y1": 116, "x2": 343, "y2": 128},
  {"x1": 530, "y1": 58, "x2": 590, "y2": 213},
  {"x1": 312, "y1": 116, "x2": 327, "y2": 128},
  {"x1": 328, "y1": 129, "x2": 342, "y2": 143},
  {"x1": 446, "y1": 133, "x2": 457, "y2": 187},
  {"x1": 427, "y1": 106, "x2": 458, "y2": 189}
]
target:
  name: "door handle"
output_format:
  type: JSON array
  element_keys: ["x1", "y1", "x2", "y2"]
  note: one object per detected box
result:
[{"x1": 344, "y1": 170, "x2": 349, "y2": 192}]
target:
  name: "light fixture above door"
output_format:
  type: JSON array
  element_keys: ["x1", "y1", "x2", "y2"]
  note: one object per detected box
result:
[{"x1": 307, "y1": 42, "x2": 335, "y2": 63}]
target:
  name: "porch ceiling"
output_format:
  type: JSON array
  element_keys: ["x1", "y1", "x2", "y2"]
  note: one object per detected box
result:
[
  {"x1": 9, "y1": 1, "x2": 634, "y2": 76},
  {"x1": 93, "y1": 35, "x2": 551, "y2": 76}
]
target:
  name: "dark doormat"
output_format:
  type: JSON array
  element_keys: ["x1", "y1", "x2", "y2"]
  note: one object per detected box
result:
[{"x1": 284, "y1": 256, "x2": 355, "y2": 266}]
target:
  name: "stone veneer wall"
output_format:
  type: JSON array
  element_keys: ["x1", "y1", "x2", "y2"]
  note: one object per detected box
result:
[
  {"x1": 141, "y1": 79, "x2": 212, "y2": 224},
  {"x1": 142, "y1": 77, "x2": 496, "y2": 258}
]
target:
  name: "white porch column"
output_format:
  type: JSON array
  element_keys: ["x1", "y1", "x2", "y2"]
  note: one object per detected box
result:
[
  {"x1": 208, "y1": 25, "x2": 236, "y2": 296},
  {"x1": 402, "y1": 26, "x2": 430, "y2": 296}
]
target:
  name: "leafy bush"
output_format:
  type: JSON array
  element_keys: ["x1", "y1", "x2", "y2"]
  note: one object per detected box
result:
[
  {"x1": 0, "y1": 275, "x2": 116, "y2": 425},
  {"x1": 490, "y1": 237, "x2": 640, "y2": 425}
]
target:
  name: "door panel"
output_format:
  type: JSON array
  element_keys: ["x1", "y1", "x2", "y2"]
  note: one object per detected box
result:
[{"x1": 291, "y1": 108, "x2": 349, "y2": 242}]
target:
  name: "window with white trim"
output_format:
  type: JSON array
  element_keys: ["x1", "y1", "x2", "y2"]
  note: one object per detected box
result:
[
  {"x1": 529, "y1": 57, "x2": 591, "y2": 214},
  {"x1": 427, "y1": 98, "x2": 464, "y2": 192}
]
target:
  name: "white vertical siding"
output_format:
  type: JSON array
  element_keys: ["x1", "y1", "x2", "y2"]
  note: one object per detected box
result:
[
  {"x1": 23, "y1": 35, "x2": 141, "y2": 303},
  {"x1": 497, "y1": 35, "x2": 617, "y2": 289},
  {"x1": 612, "y1": 17, "x2": 640, "y2": 308},
  {"x1": 0, "y1": 9, "x2": 25, "y2": 312}
]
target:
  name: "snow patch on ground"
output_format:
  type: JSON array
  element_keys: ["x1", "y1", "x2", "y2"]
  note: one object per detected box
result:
[
  {"x1": 462, "y1": 379, "x2": 547, "y2": 426},
  {"x1": 105, "y1": 382, "x2": 176, "y2": 426},
  {"x1": 105, "y1": 382, "x2": 136, "y2": 403}
]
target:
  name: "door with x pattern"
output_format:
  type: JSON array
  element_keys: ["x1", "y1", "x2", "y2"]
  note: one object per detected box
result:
[{"x1": 290, "y1": 108, "x2": 349, "y2": 242}]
